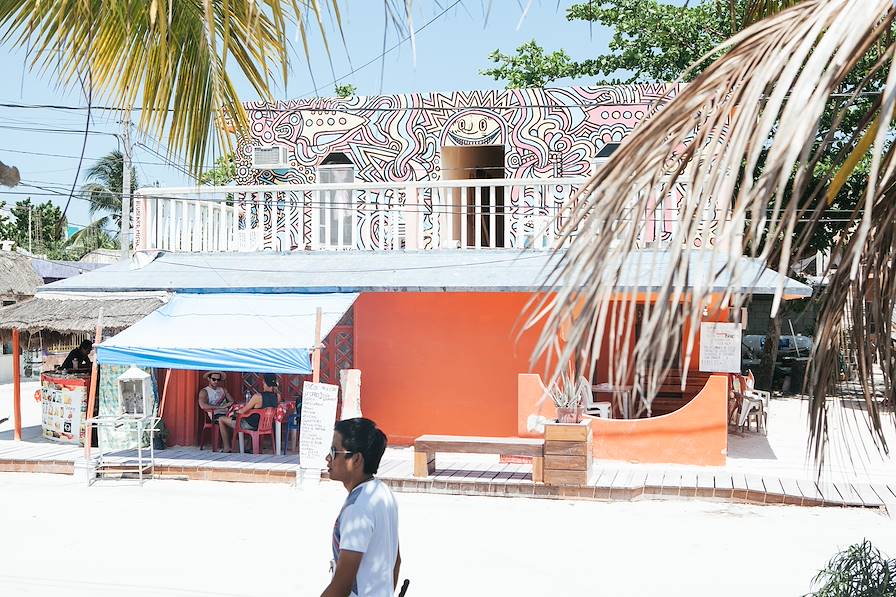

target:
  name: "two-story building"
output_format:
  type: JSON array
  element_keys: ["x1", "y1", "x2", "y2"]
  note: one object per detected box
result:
[{"x1": 27, "y1": 84, "x2": 810, "y2": 464}]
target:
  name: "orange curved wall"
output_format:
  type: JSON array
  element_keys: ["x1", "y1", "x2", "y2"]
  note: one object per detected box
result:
[
  {"x1": 517, "y1": 373, "x2": 728, "y2": 466},
  {"x1": 588, "y1": 374, "x2": 728, "y2": 466},
  {"x1": 354, "y1": 292, "x2": 547, "y2": 445}
]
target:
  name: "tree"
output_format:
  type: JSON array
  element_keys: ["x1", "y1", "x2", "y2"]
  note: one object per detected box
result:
[
  {"x1": 199, "y1": 153, "x2": 237, "y2": 186},
  {"x1": 335, "y1": 83, "x2": 358, "y2": 98},
  {"x1": 481, "y1": 40, "x2": 580, "y2": 88},
  {"x1": 64, "y1": 150, "x2": 137, "y2": 255},
  {"x1": 0, "y1": 1, "x2": 339, "y2": 175},
  {"x1": 481, "y1": 1, "x2": 738, "y2": 87},
  {"x1": 79, "y1": 150, "x2": 138, "y2": 233},
  {"x1": 533, "y1": 1, "x2": 896, "y2": 460},
  {"x1": 0, "y1": 198, "x2": 67, "y2": 256}
]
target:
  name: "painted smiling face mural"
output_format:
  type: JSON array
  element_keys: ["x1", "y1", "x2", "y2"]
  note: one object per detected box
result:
[{"x1": 443, "y1": 110, "x2": 505, "y2": 146}]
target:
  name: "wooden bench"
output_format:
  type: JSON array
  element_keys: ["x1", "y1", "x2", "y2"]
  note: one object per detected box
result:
[{"x1": 413, "y1": 435, "x2": 544, "y2": 482}]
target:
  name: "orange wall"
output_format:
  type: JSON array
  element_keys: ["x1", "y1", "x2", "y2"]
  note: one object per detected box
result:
[
  {"x1": 587, "y1": 374, "x2": 729, "y2": 465},
  {"x1": 516, "y1": 372, "x2": 729, "y2": 466},
  {"x1": 158, "y1": 369, "x2": 244, "y2": 447},
  {"x1": 354, "y1": 292, "x2": 546, "y2": 445}
]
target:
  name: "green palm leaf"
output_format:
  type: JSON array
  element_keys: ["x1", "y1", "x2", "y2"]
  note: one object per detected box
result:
[{"x1": 0, "y1": 1, "x2": 335, "y2": 175}]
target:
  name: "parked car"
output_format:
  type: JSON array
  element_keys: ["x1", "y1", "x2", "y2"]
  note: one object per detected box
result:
[{"x1": 741, "y1": 333, "x2": 850, "y2": 390}]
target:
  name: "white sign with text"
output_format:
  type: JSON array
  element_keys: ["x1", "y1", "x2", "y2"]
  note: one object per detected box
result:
[
  {"x1": 699, "y1": 322, "x2": 742, "y2": 373},
  {"x1": 299, "y1": 381, "x2": 340, "y2": 472}
]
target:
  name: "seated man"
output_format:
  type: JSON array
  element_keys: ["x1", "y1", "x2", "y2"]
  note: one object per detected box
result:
[
  {"x1": 198, "y1": 371, "x2": 234, "y2": 424},
  {"x1": 218, "y1": 373, "x2": 280, "y2": 452},
  {"x1": 61, "y1": 340, "x2": 93, "y2": 371}
]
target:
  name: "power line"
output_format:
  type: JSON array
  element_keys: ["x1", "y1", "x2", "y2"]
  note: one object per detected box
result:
[{"x1": 0, "y1": 147, "x2": 207, "y2": 169}]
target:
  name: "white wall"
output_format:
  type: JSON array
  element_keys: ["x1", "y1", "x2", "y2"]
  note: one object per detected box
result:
[{"x1": 0, "y1": 354, "x2": 25, "y2": 384}]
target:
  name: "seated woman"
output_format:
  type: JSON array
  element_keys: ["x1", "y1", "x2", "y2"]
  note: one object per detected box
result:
[
  {"x1": 198, "y1": 371, "x2": 234, "y2": 421},
  {"x1": 218, "y1": 373, "x2": 280, "y2": 452}
]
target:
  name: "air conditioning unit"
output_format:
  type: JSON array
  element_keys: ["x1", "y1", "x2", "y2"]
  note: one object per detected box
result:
[{"x1": 252, "y1": 146, "x2": 289, "y2": 169}]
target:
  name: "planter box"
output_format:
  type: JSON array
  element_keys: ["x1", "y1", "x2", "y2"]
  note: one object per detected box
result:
[{"x1": 543, "y1": 420, "x2": 592, "y2": 486}]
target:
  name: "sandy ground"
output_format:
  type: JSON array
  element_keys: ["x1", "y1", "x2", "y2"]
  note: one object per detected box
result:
[{"x1": 0, "y1": 472, "x2": 893, "y2": 596}]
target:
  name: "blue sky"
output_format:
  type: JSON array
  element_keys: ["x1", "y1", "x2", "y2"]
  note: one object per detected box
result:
[{"x1": 0, "y1": 1, "x2": 618, "y2": 230}]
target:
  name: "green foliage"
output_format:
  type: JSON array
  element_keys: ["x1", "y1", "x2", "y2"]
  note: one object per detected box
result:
[
  {"x1": 199, "y1": 152, "x2": 237, "y2": 186},
  {"x1": 807, "y1": 540, "x2": 896, "y2": 597},
  {"x1": 0, "y1": 197, "x2": 67, "y2": 257},
  {"x1": 481, "y1": 40, "x2": 580, "y2": 88},
  {"x1": 334, "y1": 83, "x2": 357, "y2": 98},
  {"x1": 566, "y1": 0, "x2": 736, "y2": 83},
  {"x1": 482, "y1": 1, "x2": 739, "y2": 88}
]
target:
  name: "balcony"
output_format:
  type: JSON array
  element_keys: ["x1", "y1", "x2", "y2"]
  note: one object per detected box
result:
[{"x1": 132, "y1": 177, "x2": 703, "y2": 253}]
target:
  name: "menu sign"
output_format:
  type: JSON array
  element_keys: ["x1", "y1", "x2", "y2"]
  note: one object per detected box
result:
[
  {"x1": 699, "y1": 322, "x2": 742, "y2": 373},
  {"x1": 299, "y1": 382, "x2": 340, "y2": 472}
]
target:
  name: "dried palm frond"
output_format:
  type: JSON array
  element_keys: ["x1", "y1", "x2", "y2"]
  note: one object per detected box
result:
[
  {"x1": 0, "y1": 1, "x2": 340, "y2": 175},
  {"x1": 529, "y1": 0, "x2": 896, "y2": 465}
]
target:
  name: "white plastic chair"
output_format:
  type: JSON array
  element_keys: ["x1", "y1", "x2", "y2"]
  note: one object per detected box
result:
[
  {"x1": 581, "y1": 376, "x2": 612, "y2": 419},
  {"x1": 738, "y1": 371, "x2": 769, "y2": 433}
]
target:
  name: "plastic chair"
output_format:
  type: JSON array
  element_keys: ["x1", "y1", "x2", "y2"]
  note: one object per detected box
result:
[
  {"x1": 236, "y1": 408, "x2": 278, "y2": 455},
  {"x1": 581, "y1": 376, "x2": 612, "y2": 419},
  {"x1": 742, "y1": 370, "x2": 769, "y2": 433},
  {"x1": 198, "y1": 406, "x2": 222, "y2": 451},
  {"x1": 283, "y1": 412, "x2": 301, "y2": 454}
]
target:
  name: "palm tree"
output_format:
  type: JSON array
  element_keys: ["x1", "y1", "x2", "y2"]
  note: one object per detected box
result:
[
  {"x1": 80, "y1": 150, "x2": 137, "y2": 234},
  {"x1": 0, "y1": 1, "x2": 342, "y2": 175},
  {"x1": 532, "y1": 0, "x2": 896, "y2": 461},
  {"x1": 66, "y1": 151, "x2": 137, "y2": 252}
]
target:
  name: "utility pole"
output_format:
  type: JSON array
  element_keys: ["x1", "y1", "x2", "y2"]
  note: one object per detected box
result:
[
  {"x1": 27, "y1": 202, "x2": 31, "y2": 253},
  {"x1": 120, "y1": 110, "x2": 133, "y2": 258}
]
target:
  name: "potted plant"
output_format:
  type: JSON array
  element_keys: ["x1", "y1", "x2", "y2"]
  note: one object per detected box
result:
[{"x1": 549, "y1": 373, "x2": 589, "y2": 423}]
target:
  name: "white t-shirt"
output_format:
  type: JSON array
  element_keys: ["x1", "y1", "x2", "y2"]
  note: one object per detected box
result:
[{"x1": 332, "y1": 479, "x2": 399, "y2": 597}]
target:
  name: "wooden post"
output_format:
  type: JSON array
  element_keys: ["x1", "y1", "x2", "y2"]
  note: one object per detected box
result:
[
  {"x1": 312, "y1": 307, "x2": 322, "y2": 383},
  {"x1": 12, "y1": 328, "x2": 22, "y2": 441},
  {"x1": 158, "y1": 369, "x2": 171, "y2": 417},
  {"x1": 84, "y1": 312, "x2": 104, "y2": 460}
]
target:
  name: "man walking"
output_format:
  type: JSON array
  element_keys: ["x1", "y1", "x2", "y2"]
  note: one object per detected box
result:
[{"x1": 322, "y1": 418, "x2": 401, "y2": 597}]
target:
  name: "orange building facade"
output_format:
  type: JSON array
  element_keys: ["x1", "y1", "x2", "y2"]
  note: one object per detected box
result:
[{"x1": 157, "y1": 291, "x2": 730, "y2": 466}]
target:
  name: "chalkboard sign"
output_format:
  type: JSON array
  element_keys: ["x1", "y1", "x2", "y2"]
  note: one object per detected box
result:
[
  {"x1": 299, "y1": 381, "x2": 340, "y2": 471},
  {"x1": 699, "y1": 322, "x2": 742, "y2": 373}
]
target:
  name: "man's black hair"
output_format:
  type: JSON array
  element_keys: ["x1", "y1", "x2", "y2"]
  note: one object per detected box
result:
[
  {"x1": 79, "y1": 340, "x2": 93, "y2": 351},
  {"x1": 334, "y1": 417, "x2": 388, "y2": 475},
  {"x1": 262, "y1": 372, "x2": 278, "y2": 388}
]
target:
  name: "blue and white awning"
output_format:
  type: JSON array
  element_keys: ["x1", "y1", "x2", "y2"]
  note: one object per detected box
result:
[{"x1": 97, "y1": 292, "x2": 358, "y2": 374}]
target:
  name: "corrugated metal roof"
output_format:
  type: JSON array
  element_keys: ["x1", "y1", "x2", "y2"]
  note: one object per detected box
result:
[
  {"x1": 29, "y1": 258, "x2": 104, "y2": 280},
  {"x1": 40, "y1": 249, "x2": 812, "y2": 297}
]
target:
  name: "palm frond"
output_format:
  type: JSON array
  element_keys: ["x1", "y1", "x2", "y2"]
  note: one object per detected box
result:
[
  {"x1": 0, "y1": 1, "x2": 342, "y2": 175},
  {"x1": 531, "y1": 0, "x2": 896, "y2": 464}
]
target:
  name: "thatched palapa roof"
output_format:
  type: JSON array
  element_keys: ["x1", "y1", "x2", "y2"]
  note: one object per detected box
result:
[
  {"x1": 0, "y1": 293, "x2": 168, "y2": 334},
  {"x1": 0, "y1": 251, "x2": 42, "y2": 299}
]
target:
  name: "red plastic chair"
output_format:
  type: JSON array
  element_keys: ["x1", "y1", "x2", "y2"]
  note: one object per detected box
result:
[
  {"x1": 235, "y1": 408, "x2": 278, "y2": 455},
  {"x1": 198, "y1": 406, "x2": 222, "y2": 451}
]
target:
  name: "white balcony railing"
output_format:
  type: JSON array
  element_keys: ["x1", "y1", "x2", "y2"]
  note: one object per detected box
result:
[{"x1": 132, "y1": 177, "x2": 708, "y2": 253}]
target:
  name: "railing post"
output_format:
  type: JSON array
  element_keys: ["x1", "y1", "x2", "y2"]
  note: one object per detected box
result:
[{"x1": 404, "y1": 187, "x2": 418, "y2": 250}]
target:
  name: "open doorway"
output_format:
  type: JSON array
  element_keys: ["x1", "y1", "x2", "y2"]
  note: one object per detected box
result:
[{"x1": 441, "y1": 144, "x2": 505, "y2": 247}]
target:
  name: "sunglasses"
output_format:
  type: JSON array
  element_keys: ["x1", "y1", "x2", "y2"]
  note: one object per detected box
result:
[
  {"x1": 328, "y1": 446, "x2": 354, "y2": 459},
  {"x1": 209, "y1": 376, "x2": 222, "y2": 382}
]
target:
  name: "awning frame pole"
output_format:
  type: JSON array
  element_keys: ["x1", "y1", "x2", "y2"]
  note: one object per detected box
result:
[
  {"x1": 84, "y1": 311, "x2": 104, "y2": 460},
  {"x1": 312, "y1": 307, "x2": 322, "y2": 383},
  {"x1": 12, "y1": 328, "x2": 21, "y2": 441}
]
